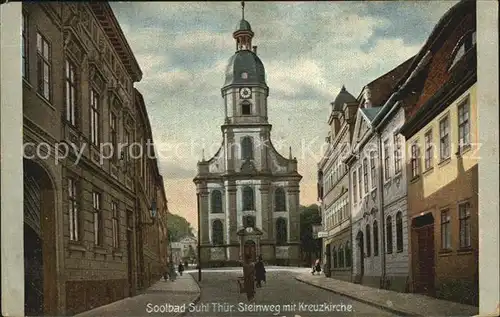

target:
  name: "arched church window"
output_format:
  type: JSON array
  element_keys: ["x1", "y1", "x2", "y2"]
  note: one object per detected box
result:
[
  {"x1": 276, "y1": 217, "x2": 287, "y2": 245},
  {"x1": 243, "y1": 215, "x2": 256, "y2": 228},
  {"x1": 274, "y1": 187, "x2": 286, "y2": 212},
  {"x1": 210, "y1": 190, "x2": 223, "y2": 213},
  {"x1": 242, "y1": 186, "x2": 254, "y2": 211},
  {"x1": 241, "y1": 101, "x2": 251, "y2": 115},
  {"x1": 241, "y1": 136, "x2": 253, "y2": 160},
  {"x1": 212, "y1": 220, "x2": 224, "y2": 245}
]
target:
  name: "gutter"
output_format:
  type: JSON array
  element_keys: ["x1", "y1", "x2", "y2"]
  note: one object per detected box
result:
[{"x1": 375, "y1": 130, "x2": 387, "y2": 288}]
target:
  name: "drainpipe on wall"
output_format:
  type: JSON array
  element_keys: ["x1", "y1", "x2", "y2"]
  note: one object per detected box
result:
[{"x1": 376, "y1": 130, "x2": 387, "y2": 289}]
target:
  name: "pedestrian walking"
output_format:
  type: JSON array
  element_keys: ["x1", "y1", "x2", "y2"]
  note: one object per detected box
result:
[
  {"x1": 311, "y1": 259, "x2": 321, "y2": 275},
  {"x1": 255, "y1": 255, "x2": 266, "y2": 288},
  {"x1": 242, "y1": 254, "x2": 256, "y2": 301},
  {"x1": 178, "y1": 262, "x2": 184, "y2": 276},
  {"x1": 163, "y1": 266, "x2": 169, "y2": 281}
]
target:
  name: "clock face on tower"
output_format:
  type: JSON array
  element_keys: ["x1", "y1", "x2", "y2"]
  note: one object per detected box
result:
[{"x1": 239, "y1": 87, "x2": 252, "y2": 99}]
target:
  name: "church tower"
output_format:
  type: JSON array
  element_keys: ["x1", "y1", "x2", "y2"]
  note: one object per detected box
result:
[{"x1": 194, "y1": 2, "x2": 302, "y2": 267}]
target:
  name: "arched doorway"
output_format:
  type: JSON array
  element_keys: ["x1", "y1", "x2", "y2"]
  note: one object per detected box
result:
[
  {"x1": 355, "y1": 231, "x2": 364, "y2": 281},
  {"x1": 244, "y1": 240, "x2": 256, "y2": 262},
  {"x1": 23, "y1": 159, "x2": 58, "y2": 315}
]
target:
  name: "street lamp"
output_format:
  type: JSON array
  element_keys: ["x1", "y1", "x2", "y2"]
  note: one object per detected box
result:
[{"x1": 139, "y1": 200, "x2": 157, "y2": 227}]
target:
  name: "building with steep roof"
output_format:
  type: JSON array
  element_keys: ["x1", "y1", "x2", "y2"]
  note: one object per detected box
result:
[
  {"x1": 317, "y1": 86, "x2": 359, "y2": 280},
  {"x1": 344, "y1": 57, "x2": 411, "y2": 289},
  {"x1": 193, "y1": 3, "x2": 302, "y2": 267},
  {"x1": 398, "y1": 0, "x2": 478, "y2": 305}
]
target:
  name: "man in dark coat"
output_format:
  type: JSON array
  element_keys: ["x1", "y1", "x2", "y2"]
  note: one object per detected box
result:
[{"x1": 255, "y1": 255, "x2": 266, "y2": 288}]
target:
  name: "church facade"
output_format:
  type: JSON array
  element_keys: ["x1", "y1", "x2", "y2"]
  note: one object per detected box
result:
[{"x1": 193, "y1": 11, "x2": 302, "y2": 267}]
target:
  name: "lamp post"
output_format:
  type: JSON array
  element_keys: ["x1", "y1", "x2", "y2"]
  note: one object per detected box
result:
[{"x1": 196, "y1": 192, "x2": 202, "y2": 282}]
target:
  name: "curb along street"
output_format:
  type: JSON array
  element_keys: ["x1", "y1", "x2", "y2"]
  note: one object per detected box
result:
[
  {"x1": 176, "y1": 274, "x2": 202, "y2": 317},
  {"x1": 295, "y1": 277, "x2": 417, "y2": 317}
]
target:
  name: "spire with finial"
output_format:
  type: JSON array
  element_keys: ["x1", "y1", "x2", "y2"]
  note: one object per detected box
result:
[
  {"x1": 341, "y1": 85, "x2": 346, "y2": 91},
  {"x1": 233, "y1": 1, "x2": 254, "y2": 51},
  {"x1": 202, "y1": 148, "x2": 205, "y2": 161},
  {"x1": 289, "y1": 146, "x2": 292, "y2": 159}
]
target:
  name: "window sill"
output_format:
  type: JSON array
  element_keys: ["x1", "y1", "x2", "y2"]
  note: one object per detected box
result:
[
  {"x1": 396, "y1": 249, "x2": 403, "y2": 253},
  {"x1": 438, "y1": 249, "x2": 453, "y2": 256},
  {"x1": 94, "y1": 246, "x2": 107, "y2": 256},
  {"x1": 423, "y1": 167, "x2": 434, "y2": 177},
  {"x1": 36, "y1": 92, "x2": 56, "y2": 111},
  {"x1": 23, "y1": 78, "x2": 33, "y2": 90},
  {"x1": 68, "y1": 242, "x2": 86, "y2": 253},
  {"x1": 438, "y1": 157, "x2": 451, "y2": 167},
  {"x1": 113, "y1": 250, "x2": 123, "y2": 258},
  {"x1": 457, "y1": 247, "x2": 473, "y2": 255},
  {"x1": 456, "y1": 145, "x2": 472, "y2": 158},
  {"x1": 410, "y1": 175, "x2": 420, "y2": 184}
]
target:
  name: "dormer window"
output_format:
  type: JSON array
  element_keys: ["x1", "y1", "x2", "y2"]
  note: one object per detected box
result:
[
  {"x1": 449, "y1": 30, "x2": 476, "y2": 70},
  {"x1": 242, "y1": 101, "x2": 251, "y2": 115}
]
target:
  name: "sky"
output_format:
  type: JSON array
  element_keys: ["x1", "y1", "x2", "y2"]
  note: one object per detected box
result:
[{"x1": 110, "y1": 1, "x2": 458, "y2": 229}]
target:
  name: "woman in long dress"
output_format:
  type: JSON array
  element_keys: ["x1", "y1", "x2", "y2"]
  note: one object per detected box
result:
[
  {"x1": 255, "y1": 255, "x2": 266, "y2": 288},
  {"x1": 242, "y1": 254, "x2": 256, "y2": 301}
]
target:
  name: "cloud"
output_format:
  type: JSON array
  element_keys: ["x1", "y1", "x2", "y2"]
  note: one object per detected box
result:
[{"x1": 110, "y1": 1, "x2": 457, "y2": 226}]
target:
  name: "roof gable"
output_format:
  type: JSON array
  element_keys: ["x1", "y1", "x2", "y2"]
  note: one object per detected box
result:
[{"x1": 352, "y1": 107, "x2": 382, "y2": 146}]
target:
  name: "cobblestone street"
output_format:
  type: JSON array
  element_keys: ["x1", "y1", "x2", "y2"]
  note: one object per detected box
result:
[{"x1": 183, "y1": 268, "x2": 395, "y2": 317}]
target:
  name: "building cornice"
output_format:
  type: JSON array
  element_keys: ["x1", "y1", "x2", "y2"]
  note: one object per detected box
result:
[
  {"x1": 88, "y1": 2, "x2": 143, "y2": 82},
  {"x1": 194, "y1": 172, "x2": 302, "y2": 183}
]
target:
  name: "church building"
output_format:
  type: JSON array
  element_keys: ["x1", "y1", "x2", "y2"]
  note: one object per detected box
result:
[{"x1": 193, "y1": 4, "x2": 302, "y2": 267}]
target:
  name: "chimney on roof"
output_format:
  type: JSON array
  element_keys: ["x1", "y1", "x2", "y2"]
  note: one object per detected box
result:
[{"x1": 253, "y1": 46, "x2": 257, "y2": 54}]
